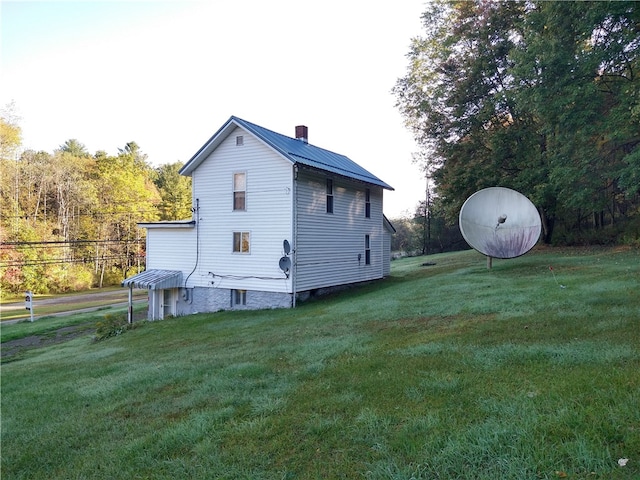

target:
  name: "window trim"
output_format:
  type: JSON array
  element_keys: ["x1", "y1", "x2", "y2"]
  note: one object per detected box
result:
[
  {"x1": 365, "y1": 234, "x2": 371, "y2": 265},
  {"x1": 232, "y1": 231, "x2": 251, "y2": 253},
  {"x1": 233, "y1": 172, "x2": 247, "y2": 211},
  {"x1": 233, "y1": 289, "x2": 247, "y2": 306},
  {"x1": 365, "y1": 188, "x2": 371, "y2": 218},
  {"x1": 326, "y1": 178, "x2": 334, "y2": 214}
]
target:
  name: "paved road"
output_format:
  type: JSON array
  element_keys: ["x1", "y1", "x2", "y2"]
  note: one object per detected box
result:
[{"x1": 1, "y1": 290, "x2": 147, "y2": 324}]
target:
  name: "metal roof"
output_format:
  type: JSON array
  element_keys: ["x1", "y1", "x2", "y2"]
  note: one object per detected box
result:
[
  {"x1": 138, "y1": 220, "x2": 196, "y2": 229},
  {"x1": 180, "y1": 116, "x2": 394, "y2": 190},
  {"x1": 122, "y1": 270, "x2": 183, "y2": 290}
]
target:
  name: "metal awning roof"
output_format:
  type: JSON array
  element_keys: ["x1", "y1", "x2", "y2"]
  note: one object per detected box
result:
[{"x1": 122, "y1": 270, "x2": 183, "y2": 290}]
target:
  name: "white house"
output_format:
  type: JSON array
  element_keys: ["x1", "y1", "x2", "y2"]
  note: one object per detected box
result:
[{"x1": 123, "y1": 116, "x2": 395, "y2": 320}]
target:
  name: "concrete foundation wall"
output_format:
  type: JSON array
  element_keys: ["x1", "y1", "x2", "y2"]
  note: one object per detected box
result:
[
  {"x1": 174, "y1": 287, "x2": 292, "y2": 316},
  {"x1": 148, "y1": 279, "x2": 386, "y2": 320}
]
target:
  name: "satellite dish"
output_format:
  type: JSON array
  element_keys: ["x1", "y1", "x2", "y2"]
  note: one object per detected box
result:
[
  {"x1": 459, "y1": 187, "x2": 541, "y2": 259},
  {"x1": 283, "y1": 239, "x2": 291, "y2": 255},
  {"x1": 279, "y1": 256, "x2": 292, "y2": 273}
]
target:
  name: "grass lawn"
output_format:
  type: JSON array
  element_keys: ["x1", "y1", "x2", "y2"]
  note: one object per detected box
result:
[{"x1": 1, "y1": 247, "x2": 639, "y2": 479}]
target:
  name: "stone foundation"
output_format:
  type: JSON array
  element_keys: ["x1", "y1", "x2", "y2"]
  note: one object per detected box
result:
[{"x1": 175, "y1": 287, "x2": 293, "y2": 316}]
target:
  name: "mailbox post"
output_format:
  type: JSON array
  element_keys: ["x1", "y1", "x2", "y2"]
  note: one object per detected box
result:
[{"x1": 25, "y1": 291, "x2": 34, "y2": 322}]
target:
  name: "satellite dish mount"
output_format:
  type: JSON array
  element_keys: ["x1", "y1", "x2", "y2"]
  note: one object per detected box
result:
[{"x1": 279, "y1": 239, "x2": 293, "y2": 277}]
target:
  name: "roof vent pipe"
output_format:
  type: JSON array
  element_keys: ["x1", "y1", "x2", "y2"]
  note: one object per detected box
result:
[{"x1": 295, "y1": 125, "x2": 308, "y2": 144}]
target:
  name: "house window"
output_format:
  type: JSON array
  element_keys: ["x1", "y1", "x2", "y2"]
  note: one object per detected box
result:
[
  {"x1": 233, "y1": 289, "x2": 247, "y2": 306},
  {"x1": 233, "y1": 172, "x2": 246, "y2": 211},
  {"x1": 365, "y1": 188, "x2": 371, "y2": 218},
  {"x1": 236, "y1": 135, "x2": 244, "y2": 146},
  {"x1": 233, "y1": 231, "x2": 250, "y2": 253},
  {"x1": 326, "y1": 178, "x2": 334, "y2": 214},
  {"x1": 365, "y1": 234, "x2": 371, "y2": 265}
]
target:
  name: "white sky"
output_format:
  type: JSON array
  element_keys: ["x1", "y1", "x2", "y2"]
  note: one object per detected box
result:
[{"x1": 1, "y1": 0, "x2": 427, "y2": 218}]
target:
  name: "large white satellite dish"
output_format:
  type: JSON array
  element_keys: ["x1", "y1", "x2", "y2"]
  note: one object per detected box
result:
[{"x1": 459, "y1": 187, "x2": 541, "y2": 260}]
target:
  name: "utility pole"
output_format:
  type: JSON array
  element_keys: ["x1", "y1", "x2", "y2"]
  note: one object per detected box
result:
[{"x1": 425, "y1": 174, "x2": 431, "y2": 255}]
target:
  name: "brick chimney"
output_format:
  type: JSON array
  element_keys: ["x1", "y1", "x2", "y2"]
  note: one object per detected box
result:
[{"x1": 295, "y1": 125, "x2": 308, "y2": 144}]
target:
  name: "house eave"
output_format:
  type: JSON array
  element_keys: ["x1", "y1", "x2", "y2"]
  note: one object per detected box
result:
[
  {"x1": 294, "y1": 162, "x2": 394, "y2": 191},
  {"x1": 138, "y1": 220, "x2": 196, "y2": 229},
  {"x1": 383, "y1": 215, "x2": 397, "y2": 233}
]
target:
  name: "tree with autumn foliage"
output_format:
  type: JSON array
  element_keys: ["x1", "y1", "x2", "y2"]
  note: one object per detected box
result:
[{"x1": 0, "y1": 108, "x2": 192, "y2": 294}]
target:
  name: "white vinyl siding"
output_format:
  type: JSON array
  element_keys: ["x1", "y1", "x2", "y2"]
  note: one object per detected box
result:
[
  {"x1": 190, "y1": 127, "x2": 293, "y2": 293},
  {"x1": 145, "y1": 227, "x2": 197, "y2": 282},
  {"x1": 294, "y1": 169, "x2": 384, "y2": 291}
]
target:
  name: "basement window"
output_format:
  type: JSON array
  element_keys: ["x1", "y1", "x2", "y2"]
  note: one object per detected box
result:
[{"x1": 233, "y1": 289, "x2": 247, "y2": 306}]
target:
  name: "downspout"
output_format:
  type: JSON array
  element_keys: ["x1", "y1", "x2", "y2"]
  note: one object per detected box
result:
[
  {"x1": 377, "y1": 225, "x2": 382, "y2": 279},
  {"x1": 183, "y1": 198, "x2": 200, "y2": 303},
  {"x1": 292, "y1": 165, "x2": 298, "y2": 308}
]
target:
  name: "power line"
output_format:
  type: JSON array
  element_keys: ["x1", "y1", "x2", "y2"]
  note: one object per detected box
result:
[
  {"x1": 1, "y1": 254, "x2": 144, "y2": 268},
  {"x1": 1, "y1": 239, "x2": 140, "y2": 248},
  {"x1": 1, "y1": 210, "x2": 159, "y2": 219}
]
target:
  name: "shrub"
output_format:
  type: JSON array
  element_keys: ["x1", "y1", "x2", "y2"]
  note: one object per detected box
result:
[{"x1": 94, "y1": 313, "x2": 132, "y2": 342}]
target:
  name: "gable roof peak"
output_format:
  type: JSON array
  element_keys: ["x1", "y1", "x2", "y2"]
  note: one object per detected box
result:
[{"x1": 180, "y1": 116, "x2": 393, "y2": 190}]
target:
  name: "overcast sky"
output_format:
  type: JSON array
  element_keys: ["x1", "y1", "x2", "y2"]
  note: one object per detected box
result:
[{"x1": 1, "y1": 1, "x2": 427, "y2": 218}]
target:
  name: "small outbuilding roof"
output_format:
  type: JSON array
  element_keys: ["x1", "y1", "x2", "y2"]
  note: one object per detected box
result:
[
  {"x1": 137, "y1": 220, "x2": 196, "y2": 229},
  {"x1": 180, "y1": 116, "x2": 394, "y2": 190},
  {"x1": 122, "y1": 269, "x2": 183, "y2": 290}
]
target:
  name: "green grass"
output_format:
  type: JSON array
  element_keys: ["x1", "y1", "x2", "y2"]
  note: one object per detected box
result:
[
  {"x1": 2, "y1": 247, "x2": 639, "y2": 479},
  {"x1": 0, "y1": 304, "x2": 147, "y2": 344}
]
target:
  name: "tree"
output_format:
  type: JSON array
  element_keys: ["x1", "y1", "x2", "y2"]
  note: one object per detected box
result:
[
  {"x1": 512, "y1": 1, "x2": 640, "y2": 238},
  {"x1": 58, "y1": 139, "x2": 90, "y2": 158},
  {"x1": 0, "y1": 133, "x2": 166, "y2": 293},
  {"x1": 395, "y1": 1, "x2": 537, "y2": 224},
  {"x1": 0, "y1": 103, "x2": 21, "y2": 161},
  {"x1": 0, "y1": 104, "x2": 24, "y2": 235},
  {"x1": 92, "y1": 145, "x2": 160, "y2": 285},
  {"x1": 153, "y1": 162, "x2": 192, "y2": 220},
  {"x1": 395, "y1": 0, "x2": 640, "y2": 244}
]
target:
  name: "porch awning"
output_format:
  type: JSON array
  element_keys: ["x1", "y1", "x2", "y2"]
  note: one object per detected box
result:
[{"x1": 122, "y1": 270, "x2": 183, "y2": 290}]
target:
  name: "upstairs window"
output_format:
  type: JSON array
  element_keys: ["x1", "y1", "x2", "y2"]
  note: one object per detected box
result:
[
  {"x1": 365, "y1": 234, "x2": 371, "y2": 265},
  {"x1": 233, "y1": 172, "x2": 246, "y2": 211},
  {"x1": 326, "y1": 178, "x2": 334, "y2": 214},
  {"x1": 236, "y1": 135, "x2": 244, "y2": 146},
  {"x1": 233, "y1": 231, "x2": 250, "y2": 253},
  {"x1": 365, "y1": 188, "x2": 371, "y2": 218}
]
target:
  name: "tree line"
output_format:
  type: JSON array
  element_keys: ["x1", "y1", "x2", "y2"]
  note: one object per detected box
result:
[
  {"x1": 394, "y1": 0, "x2": 640, "y2": 247},
  {"x1": 1, "y1": 110, "x2": 192, "y2": 294}
]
